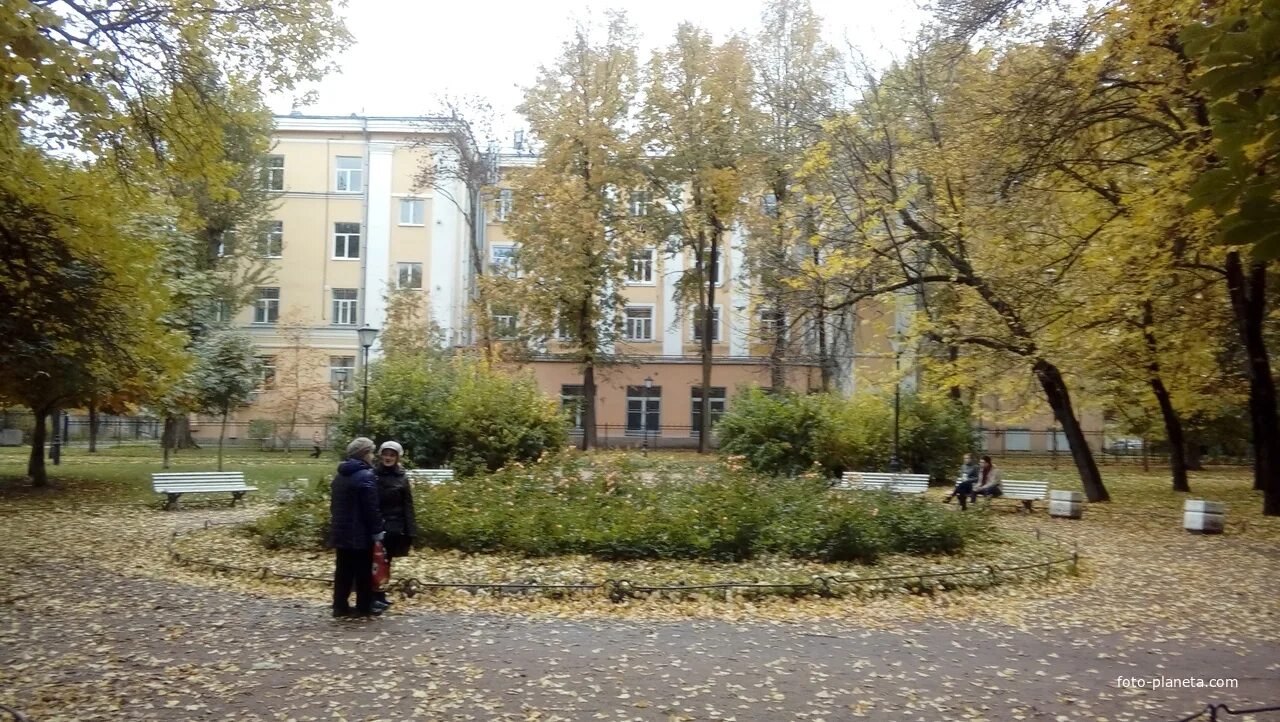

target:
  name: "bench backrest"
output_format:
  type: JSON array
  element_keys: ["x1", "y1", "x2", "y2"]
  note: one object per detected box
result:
[
  {"x1": 406, "y1": 468, "x2": 455, "y2": 485},
  {"x1": 839, "y1": 471, "x2": 930, "y2": 493},
  {"x1": 1001, "y1": 479, "x2": 1049, "y2": 499},
  {"x1": 152, "y1": 472, "x2": 249, "y2": 492}
]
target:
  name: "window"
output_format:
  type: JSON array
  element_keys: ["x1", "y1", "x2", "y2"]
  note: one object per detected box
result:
[
  {"x1": 1004, "y1": 428, "x2": 1031, "y2": 452},
  {"x1": 762, "y1": 193, "x2": 779, "y2": 217},
  {"x1": 492, "y1": 311, "x2": 518, "y2": 339},
  {"x1": 333, "y1": 222, "x2": 361, "y2": 259},
  {"x1": 626, "y1": 385, "x2": 661, "y2": 435},
  {"x1": 258, "y1": 221, "x2": 283, "y2": 258},
  {"x1": 760, "y1": 309, "x2": 784, "y2": 337},
  {"x1": 211, "y1": 300, "x2": 233, "y2": 324},
  {"x1": 400, "y1": 198, "x2": 425, "y2": 225},
  {"x1": 690, "y1": 387, "x2": 727, "y2": 436},
  {"x1": 561, "y1": 385, "x2": 585, "y2": 433},
  {"x1": 263, "y1": 155, "x2": 284, "y2": 191},
  {"x1": 335, "y1": 156, "x2": 363, "y2": 192},
  {"x1": 495, "y1": 188, "x2": 513, "y2": 222},
  {"x1": 254, "y1": 287, "x2": 279, "y2": 324},
  {"x1": 691, "y1": 306, "x2": 721, "y2": 342},
  {"x1": 332, "y1": 289, "x2": 358, "y2": 325},
  {"x1": 627, "y1": 249, "x2": 655, "y2": 284},
  {"x1": 329, "y1": 356, "x2": 356, "y2": 389},
  {"x1": 215, "y1": 229, "x2": 234, "y2": 258},
  {"x1": 555, "y1": 314, "x2": 573, "y2": 341},
  {"x1": 397, "y1": 262, "x2": 423, "y2": 289},
  {"x1": 490, "y1": 244, "x2": 516, "y2": 273},
  {"x1": 256, "y1": 356, "x2": 277, "y2": 390},
  {"x1": 624, "y1": 306, "x2": 653, "y2": 341},
  {"x1": 629, "y1": 189, "x2": 651, "y2": 217}
]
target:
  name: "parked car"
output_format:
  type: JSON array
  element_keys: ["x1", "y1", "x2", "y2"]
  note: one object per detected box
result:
[{"x1": 1105, "y1": 438, "x2": 1145, "y2": 455}]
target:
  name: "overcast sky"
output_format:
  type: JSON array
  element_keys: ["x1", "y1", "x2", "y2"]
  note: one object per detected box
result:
[{"x1": 269, "y1": 0, "x2": 927, "y2": 142}]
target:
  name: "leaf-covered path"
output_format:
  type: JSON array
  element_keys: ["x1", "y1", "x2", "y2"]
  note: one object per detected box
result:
[{"x1": 2, "y1": 498, "x2": 1278, "y2": 721}]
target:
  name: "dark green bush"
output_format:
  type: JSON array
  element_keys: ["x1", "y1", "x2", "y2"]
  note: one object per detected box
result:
[
  {"x1": 718, "y1": 388, "x2": 976, "y2": 482},
  {"x1": 335, "y1": 355, "x2": 568, "y2": 477},
  {"x1": 250, "y1": 455, "x2": 988, "y2": 564}
]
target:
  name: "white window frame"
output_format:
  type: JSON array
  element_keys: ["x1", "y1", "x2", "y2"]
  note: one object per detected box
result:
[
  {"x1": 623, "y1": 305, "x2": 655, "y2": 342},
  {"x1": 331, "y1": 288, "x2": 359, "y2": 326},
  {"x1": 490, "y1": 244, "x2": 516, "y2": 273},
  {"x1": 397, "y1": 262, "x2": 423, "y2": 289},
  {"x1": 335, "y1": 156, "x2": 363, "y2": 193},
  {"x1": 492, "y1": 311, "x2": 518, "y2": 340},
  {"x1": 264, "y1": 155, "x2": 284, "y2": 191},
  {"x1": 399, "y1": 198, "x2": 425, "y2": 226},
  {"x1": 691, "y1": 305, "x2": 722, "y2": 343},
  {"x1": 256, "y1": 356, "x2": 277, "y2": 390},
  {"x1": 254, "y1": 287, "x2": 279, "y2": 324},
  {"x1": 260, "y1": 220, "x2": 283, "y2": 258},
  {"x1": 760, "y1": 309, "x2": 784, "y2": 337},
  {"x1": 690, "y1": 386, "x2": 727, "y2": 436},
  {"x1": 211, "y1": 300, "x2": 232, "y2": 324},
  {"x1": 762, "y1": 193, "x2": 779, "y2": 217},
  {"x1": 329, "y1": 356, "x2": 356, "y2": 389},
  {"x1": 626, "y1": 248, "x2": 656, "y2": 285},
  {"x1": 561, "y1": 385, "x2": 585, "y2": 433},
  {"x1": 333, "y1": 222, "x2": 361, "y2": 260},
  {"x1": 495, "y1": 188, "x2": 513, "y2": 222},
  {"x1": 628, "y1": 189, "x2": 651, "y2": 217},
  {"x1": 625, "y1": 385, "x2": 661, "y2": 436}
]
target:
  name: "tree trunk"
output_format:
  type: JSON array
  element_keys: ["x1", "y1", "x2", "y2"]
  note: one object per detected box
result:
[
  {"x1": 581, "y1": 361, "x2": 597, "y2": 451},
  {"x1": 163, "y1": 414, "x2": 200, "y2": 450},
  {"x1": 88, "y1": 402, "x2": 99, "y2": 453},
  {"x1": 1225, "y1": 253, "x2": 1280, "y2": 515},
  {"x1": 1142, "y1": 301, "x2": 1189, "y2": 492},
  {"x1": 218, "y1": 410, "x2": 228, "y2": 472},
  {"x1": 699, "y1": 235, "x2": 718, "y2": 454},
  {"x1": 28, "y1": 407, "x2": 49, "y2": 487},
  {"x1": 1033, "y1": 358, "x2": 1109, "y2": 502},
  {"x1": 769, "y1": 308, "x2": 787, "y2": 391}
]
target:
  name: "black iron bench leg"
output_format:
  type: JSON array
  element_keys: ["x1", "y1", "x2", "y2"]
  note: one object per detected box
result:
[
  {"x1": 1022, "y1": 499, "x2": 1033, "y2": 513},
  {"x1": 232, "y1": 491, "x2": 246, "y2": 507},
  {"x1": 165, "y1": 493, "x2": 180, "y2": 511}
]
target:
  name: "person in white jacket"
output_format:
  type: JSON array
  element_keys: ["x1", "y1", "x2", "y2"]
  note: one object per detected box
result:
[{"x1": 971, "y1": 455, "x2": 1003, "y2": 502}]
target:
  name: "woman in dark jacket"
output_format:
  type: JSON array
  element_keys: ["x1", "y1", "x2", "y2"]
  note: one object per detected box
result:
[
  {"x1": 328, "y1": 437, "x2": 384, "y2": 618},
  {"x1": 373, "y1": 440, "x2": 417, "y2": 607}
]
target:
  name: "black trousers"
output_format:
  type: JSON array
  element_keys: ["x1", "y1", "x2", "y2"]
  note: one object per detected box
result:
[{"x1": 333, "y1": 547, "x2": 374, "y2": 613}]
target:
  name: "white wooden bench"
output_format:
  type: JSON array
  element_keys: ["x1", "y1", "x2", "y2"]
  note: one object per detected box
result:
[
  {"x1": 993, "y1": 479, "x2": 1050, "y2": 512},
  {"x1": 836, "y1": 471, "x2": 930, "y2": 494},
  {"x1": 152, "y1": 472, "x2": 257, "y2": 510},
  {"x1": 406, "y1": 468, "x2": 455, "y2": 485}
]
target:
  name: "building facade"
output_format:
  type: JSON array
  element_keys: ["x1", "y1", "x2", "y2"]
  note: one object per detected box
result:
[{"x1": 214, "y1": 114, "x2": 1095, "y2": 450}]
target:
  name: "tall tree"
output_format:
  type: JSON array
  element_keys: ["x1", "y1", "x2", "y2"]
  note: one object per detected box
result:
[
  {"x1": 0, "y1": 136, "x2": 186, "y2": 485},
  {"x1": 746, "y1": 0, "x2": 840, "y2": 391},
  {"x1": 503, "y1": 12, "x2": 644, "y2": 450},
  {"x1": 412, "y1": 97, "x2": 499, "y2": 357},
  {"x1": 643, "y1": 25, "x2": 761, "y2": 452}
]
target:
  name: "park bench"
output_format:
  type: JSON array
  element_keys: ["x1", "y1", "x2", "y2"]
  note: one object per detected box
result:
[
  {"x1": 406, "y1": 468, "x2": 455, "y2": 485},
  {"x1": 992, "y1": 479, "x2": 1050, "y2": 512},
  {"x1": 836, "y1": 471, "x2": 930, "y2": 494},
  {"x1": 152, "y1": 472, "x2": 256, "y2": 510}
]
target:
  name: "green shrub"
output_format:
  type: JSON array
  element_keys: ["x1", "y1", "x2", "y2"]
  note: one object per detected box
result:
[
  {"x1": 718, "y1": 388, "x2": 976, "y2": 482},
  {"x1": 247, "y1": 481, "x2": 329, "y2": 550},
  {"x1": 335, "y1": 355, "x2": 568, "y2": 477}
]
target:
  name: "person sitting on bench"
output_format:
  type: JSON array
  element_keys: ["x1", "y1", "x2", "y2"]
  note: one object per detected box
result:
[
  {"x1": 972, "y1": 455, "x2": 1003, "y2": 501},
  {"x1": 944, "y1": 453, "x2": 980, "y2": 509}
]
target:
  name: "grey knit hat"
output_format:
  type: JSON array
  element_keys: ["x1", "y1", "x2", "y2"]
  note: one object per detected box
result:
[{"x1": 345, "y1": 437, "x2": 375, "y2": 458}]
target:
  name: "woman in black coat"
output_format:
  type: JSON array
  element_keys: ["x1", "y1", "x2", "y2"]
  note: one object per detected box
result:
[{"x1": 373, "y1": 440, "x2": 417, "y2": 607}]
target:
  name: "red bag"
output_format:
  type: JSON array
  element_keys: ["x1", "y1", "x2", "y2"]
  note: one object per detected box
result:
[{"x1": 371, "y1": 541, "x2": 390, "y2": 588}]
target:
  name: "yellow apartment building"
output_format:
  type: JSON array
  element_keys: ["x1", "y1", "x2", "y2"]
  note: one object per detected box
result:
[{"x1": 210, "y1": 113, "x2": 1096, "y2": 451}]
